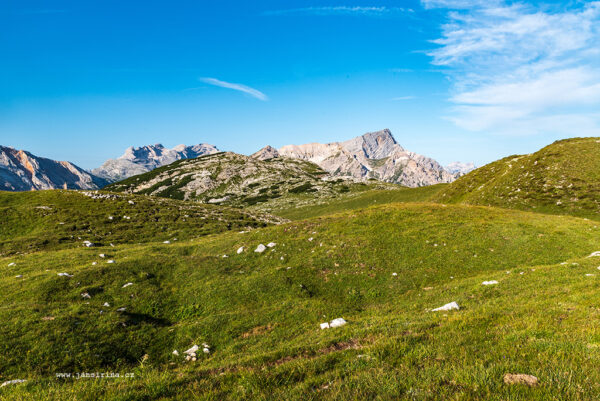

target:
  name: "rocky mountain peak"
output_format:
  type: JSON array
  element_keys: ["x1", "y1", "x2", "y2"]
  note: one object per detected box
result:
[
  {"x1": 0, "y1": 146, "x2": 107, "y2": 191},
  {"x1": 278, "y1": 129, "x2": 456, "y2": 187},
  {"x1": 93, "y1": 142, "x2": 220, "y2": 183},
  {"x1": 251, "y1": 145, "x2": 280, "y2": 161}
]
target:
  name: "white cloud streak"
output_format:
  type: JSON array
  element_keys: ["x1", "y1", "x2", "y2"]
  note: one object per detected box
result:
[
  {"x1": 199, "y1": 77, "x2": 268, "y2": 101},
  {"x1": 263, "y1": 6, "x2": 411, "y2": 17},
  {"x1": 424, "y1": 0, "x2": 600, "y2": 136}
]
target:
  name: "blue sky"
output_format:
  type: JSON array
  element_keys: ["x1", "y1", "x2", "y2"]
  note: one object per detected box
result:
[{"x1": 1, "y1": 0, "x2": 600, "y2": 169}]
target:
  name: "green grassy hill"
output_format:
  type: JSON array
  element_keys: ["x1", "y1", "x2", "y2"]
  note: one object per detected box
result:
[
  {"x1": 0, "y1": 190, "x2": 279, "y2": 256},
  {"x1": 3, "y1": 201, "x2": 600, "y2": 399},
  {"x1": 434, "y1": 137, "x2": 600, "y2": 219}
]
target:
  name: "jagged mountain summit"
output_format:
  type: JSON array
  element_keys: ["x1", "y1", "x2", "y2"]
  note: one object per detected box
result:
[
  {"x1": 0, "y1": 146, "x2": 107, "y2": 191},
  {"x1": 251, "y1": 145, "x2": 280, "y2": 161},
  {"x1": 445, "y1": 161, "x2": 476, "y2": 176},
  {"x1": 92, "y1": 143, "x2": 219, "y2": 182},
  {"x1": 278, "y1": 129, "x2": 456, "y2": 187}
]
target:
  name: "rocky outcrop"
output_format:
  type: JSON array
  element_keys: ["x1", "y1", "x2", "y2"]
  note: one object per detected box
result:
[
  {"x1": 0, "y1": 146, "x2": 107, "y2": 191},
  {"x1": 279, "y1": 129, "x2": 456, "y2": 187},
  {"x1": 251, "y1": 146, "x2": 280, "y2": 161},
  {"x1": 92, "y1": 143, "x2": 219, "y2": 183}
]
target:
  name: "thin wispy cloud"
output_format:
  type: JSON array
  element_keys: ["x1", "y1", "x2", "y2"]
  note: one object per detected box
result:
[
  {"x1": 199, "y1": 78, "x2": 268, "y2": 101},
  {"x1": 263, "y1": 6, "x2": 412, "y2": 17},
  {"x1": 424, "y1": 0, "x2": 600, "y2": 136},
  {"x1": 391, "y1": 96, "x2": 416, "y2": 101}
]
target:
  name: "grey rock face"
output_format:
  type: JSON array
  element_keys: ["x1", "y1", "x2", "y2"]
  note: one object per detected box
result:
[
  {"x1": 279, "y1": 129, "x2": 457, "y2": 187},
  {"x1": 445, "y1": 161, "x2": 476, "y2": 176},
  {"x1": 0, "y1": 146, "x2": 107, "y2": 191},
  {"x1": 251, "y1": 145, "x2": 280, "y2": 160},
  {"x1": 92, "y1": 143, "x2": 219, "y2": 182}
]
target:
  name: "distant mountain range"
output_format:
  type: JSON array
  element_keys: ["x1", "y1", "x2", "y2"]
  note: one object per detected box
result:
[
  {"x1": 0, "y1": 146, "x2": 107, "y2": 191},
  {"x1": 278, "y1": 129, "x2": 459, "y2": 187},
  {"x1": 92, "y1": 143, "x2": 220, "y2": 182},
  {"x1": 0, "y1": 130, "x2": 475, "y2": 191}
]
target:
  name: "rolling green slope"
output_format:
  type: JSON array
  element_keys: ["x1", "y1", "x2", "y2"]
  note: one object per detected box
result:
[
  {"x1": 434, "y1": 137, "x2": 600, "y2": 219},
  {"x1": 0, "y1": 190, "x2": 278, "y2": 256},
  {"x1": 2, "y1": 202, "x2": 600, "y2": 399}
]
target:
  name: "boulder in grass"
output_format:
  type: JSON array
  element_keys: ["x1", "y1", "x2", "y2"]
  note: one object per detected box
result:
[
  {"x1": 503, "y1": 373, "x2": 538, "y2": 387},
  {"x1": 482, "y1": 280, "x2": 499, "y2": 286},
  {"x1": 588, "y1": 251, "x2": 600, "y2": 257},
  {"x1": 320, "y1": 322, "x2": 330, "y2": 329},
  {"x1": 267, "y1": 242, "x2": 276, "y2": 248},
  {"x1": 8, "y1": 263, "x2": 15, "y2": 267},
  {"x1": 254, "y1": 244, "x2": 266, "y2": 253},
  {"x1": 184, "y1": 345, "x2": 199, "y2": 355},
  {"x1": 431, "y1": 301, "x2": 459, "y2": 312},
  {"x1": 237, "y1": 246, "x2": 244, "y2": 254},
  {"x1": 329, "y1": 318, "x2": 347, "y2": 328}
]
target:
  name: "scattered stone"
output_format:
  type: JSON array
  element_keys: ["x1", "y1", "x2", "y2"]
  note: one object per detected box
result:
[
  {"x1": 482, "y1": 280, "x2": 499, "y2": 285},
  {"x1": 92, "y1": 262, "x2": 97, "y2": 266},
  {"x1": 163, "y1": 240, "x2": 171, "y2": 244},
  {"x1": 172, "y1": 350, "x2": 179, "y2": 356},
  {"x1": 57, "y1": 272, "x2": 73, "y2": 277},
  {"x1": 108, "y1": 216, "x2": 114, "y2": 220},
  {"x1": 184, "y1": 345, "x2": 199, "y2": 355},
  {"x1": 503, "y1": 373, "x2": 538, "y2": 387},
  {"x1": 203, "y1": 347, "x2": 210, "y2": 354},
  {"x1": 0, "y1": 379, "x2": 26, "y2": 387},
  {"x1": 308, "y1": 237, "x2": 314, "y2": 242},
  {"x1": 122, "y1": 282, "x2": 133, "y2": 288},
  {"x1": 116, "y1": 307, "x2": 127, "y2": 312},
  {"x1": 237, "y1": 246, "x2": 244, "y2": 254},
  {"x1": 41, "y1": 316, "x2": 55, "y2": 321},
  {"x1": 588, "y1": 251, "x2": 600, "y2": 257},
  {"x1": 320, "y1": 322, "x2": 330, "y2": 329},
  {"x1": 8, "y1": 262, "x2": 16, "y2": 267},
  {"x1": 267, "y1": 242, "x2": 276, "y2": 248},
  {"x1": 586, "y1": 274, "x2": 594, "y2": 277},
  {"x1": 81, "y1": 292, "x2": 91, "y2": 299},
  {"x1": 431, "y1": 302, "x2": 460, "y2": 312},
  {"x1": 103, "y1": 302, "x2": 110, "y2": 307},
  {"x1": 329, "y1": 318, "x2": 347, "y2": 328},
  {"x1": 128, "y1": 200, "x2": 135, "y2": 205},
  {"x1": 107, "y1": 260, "x2": 115, "y2": 264},
  {"x1": 99, "y1": 254, "x2": 106, "y2": 258},
  {"x1": 392, "y1": 272, "x2": 398, "y2": 276},
  {"x1": 222, "y1": 255, "x2": 228, "y2": 258},
  {"x1": 15, "y1": 275, "x2": 22, "y2": 278},
  {"x1": 82, "y1": 240, "x2": 96, "y2": 247},
  {"x1": 254, "y1": 244, "x2": 267, "y2": 253}
]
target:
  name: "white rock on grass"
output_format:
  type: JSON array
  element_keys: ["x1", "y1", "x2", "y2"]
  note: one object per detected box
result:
[
  {"x1": 267, "y1": 242, "x2": 276, "y2": 248},
  {"x1": 99, "y1": 254, "x2": 106, "y2": 258},
  {"x1": 172, "y1": 350, "x2": 179, "y2": 356},
  {"x1": 588, "y1": 251, "x2": 600, "y2": 257},
  {"x1": 203, "y1": 347, "x2": 210, "y2": 354},
  {"x1": 237, "y1": 246, "x2": 244, "y2": 254},
  {"x1": 184, "y1": 345, "x2": 199, "y2": 355},
  {"x1": 103, "y1": 302, "x2": 110, "y2": 307},
  {"x1": 117, "y1": 307, "x2": 127, "y2": 312},
  {"x1": 122, "y1": 282, "x2": 133, "y2": 288},
  {"x1": 0, "y1": 379, "x2": 26, "y2": 387},
  {"x1": 163, "y1": 240, "x2": 171, "y2": 244},
  {"x1": 431, "y1": 302, "x2": 460, "y2": 312},
  {"x1": 392, "y1": 272, "x2": 398, "y2": 276},
  {"x1": 8, "y1": 262, "x2": 15, "y2": 267},
  {"x1": 321, "y1": 318, "x2": 347, "y2": 329},
  {"x1": 329, "y1": 318, "x2": 347, "y2": 328},
  {"x1": 482, "y1": 280, "x2": 499, "y2": 286},
  {"x1": 81, "y1": 292, "x2": 91, "y2": 299},
  {"x1": 57, "y1": 272, "x2": 73, "y2": 277},
  {"x1": 82, "y1": 240, "x2": 95, "y2": 247},
  {"x1": 107, "y1": 260, "x2": 115, "y2": 264},
  {"x1": 15, "y1": 275, "x2": 23, "y2": 278},
  {"x1": 254, "y1": 244, "x2": 267, "y2": 253}
]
